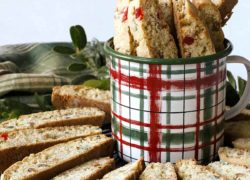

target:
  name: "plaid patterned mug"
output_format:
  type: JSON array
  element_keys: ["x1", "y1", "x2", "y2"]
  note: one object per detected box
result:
[{"x1": 104, "y1": 38, "x2": 250, "y2": 164}]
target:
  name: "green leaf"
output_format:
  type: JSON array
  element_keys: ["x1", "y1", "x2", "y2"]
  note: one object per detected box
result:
[
  {"x1": 0, "y1": 99, "x2": 32, "y2": 122},
  {"x1": 227, "y1": 71, "x2": 237, "y2": 90},
  {"x1": 226, "y1": 82, "x2": 240, "y2": 107},
  {"x1": 70, "y1": 25, "x2": 87, "y2": 50},
  {"x1": 238, "y1": 76, "x2": 247, "y2": 97},
  {"x1": 34, "y1": 93, "x2": 52, "y2": 111},
  {"x1": 71, "y1": 75, "x2": 97, "y2": 84},
  {"x1": 83, "y1": 79, "x2": 110, "y2": 90},
  {"x1": 68, "y1": 63, "x2": 87, "y2": 71},
  {"x1": 53, "y1": 46, "x2": 75, "y2": 55}
]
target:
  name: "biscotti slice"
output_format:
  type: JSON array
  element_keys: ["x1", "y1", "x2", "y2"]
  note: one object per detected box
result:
[
  {"x1": 128, "y1": 0, "x2": 178, "y2": 58},
  {"x1": 158, "y1": 0, "x2": 175, "y2": 33},
  {"x1": 233, "y1": 138, "x2": 250, "y2": 150},
  {"x1": 52, "y1": 85, "x2": 111, "y2": 122},
  {"x1": 114, "y1": 0, "x2": 135, "y2": 55},
  {"x1": 208, "y1": 161, "x2": 250, "y2": 180},
  {"x1": 139, "y1": 162, "x2": 177, "y2": 180},
  {"x1": 211, "y1": 0, "x2": 238, "y2": 26},
  {"x1": 172, "y1": 0, "x2": 216, "y2": 58},
  {"x1": 52, "y1": 157, "x2": 115, "y2": 180},
  {"x1": 0, "y1": 125, "x2": 101, "y2": 172},
  {"x1": 1, "y1": 134, "x2": 114, "y2": 180},
  {"x1": 0, "y1": 107, "x2": 105, "y2": 134},
  {"x1": 218, "y1": 147, "x2": 250, "y2": 167},
  {"x1": 102, "y1": 157, "x2": 145, "y2": 180},
  {"x1": 192, "y1": 0, "x2": 225, "y2": 51},
  {"x1": 175, "y1": 159, "x2": 225, "y2": 180}
]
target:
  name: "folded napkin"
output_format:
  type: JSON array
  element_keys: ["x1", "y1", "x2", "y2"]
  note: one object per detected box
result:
[{"x1": 0, "y1": 40, "x2": 104, "y2": 106}]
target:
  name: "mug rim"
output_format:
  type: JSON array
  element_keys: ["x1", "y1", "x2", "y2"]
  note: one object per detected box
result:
[{"x1": 104, "y1": 38, "x2": 233, "y2": 65}]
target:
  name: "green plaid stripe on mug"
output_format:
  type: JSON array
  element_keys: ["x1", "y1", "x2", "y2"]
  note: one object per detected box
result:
[{"x1": 110, "y1": 55, "x2": 227, "y2": 164}]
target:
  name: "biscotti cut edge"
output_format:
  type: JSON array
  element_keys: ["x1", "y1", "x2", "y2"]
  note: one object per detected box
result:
[
  {"x1": 139, "y1": 162, "x2": 177, "y2": 180},
  {"x1": 208, "y1": 161, "x2": 250, "y2": 179},
  {"x1": 175, "y1": 159, "x2": 225, "y2": 179},
  {"x1": 233, "y1": 138, "x2": 250, "y2": 150},
  {"x1": 0, "y1": 107, "x2": 105, "y2": 134},
  {"x1": 102, "y1": 157, "x2": 145, "y2": 180},
  {"x1": 172, "y1": 0, "x2": 216, "y2": 58},
  {"x1": 1, "y1": 134, "x2": 114, "y2": 180},
  {"x1": 218, "y1": 147, "x2": 250, "y2": 167},
  {"x1": 0, "y1": 125, "x2": 102, "y2": 173},
  {"x1": 52, "y1": 157, "x2": 115, "y2": 180}
]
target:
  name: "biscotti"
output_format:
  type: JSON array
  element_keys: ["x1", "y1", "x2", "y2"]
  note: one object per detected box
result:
[
  {"x1": 0, "y1": 125, "x2": 101, "y2": 172},
  {"x1": 51, "y1": 86, "x2": 111, "y2": 122},
  {"x1": 158, "y1": 0, "x2": 175, "y2": 33},
  {"x1": 208, "y1": 161, "x2": 250, "y2": 180},
  {"x1": 0, "y1": 107, "x2": 105, "y2": 134},
  {"x1": 192, "y1": 0, "x2": 225, "y2": 51},
  {"x1": 52, "y1": 157, "x2": 115, "y2": 180},
  {"x1": 102, "y1": 157, "x2": 145, "y2": 180},
  {"x1": 114, "y1": 0, "x2": 135, "y2": 55},
  {"x1": 175, "y1": 159, "x2": 225, "y2": 179},
  {"x1": 1, "y1": 134, "x2": 114, "y2": 180},
  {"x1": 139, "y1": 162, "x2": 177, "y2": 180},
  {"x1": 233, "y1": 138, "x2": 250, "y2": 150},
  {"x1": 218, "y1": 147, "x2": 250, "y2": 167},
  {"x1": 172, "y1": 0, "x2": 216, "y2": 58},
  {"x1": 128, "y1": 0, "x2": 178, "y2": 58},
  {"x1": 211, "y1": 0, "x2": 238, "y2": 26}
]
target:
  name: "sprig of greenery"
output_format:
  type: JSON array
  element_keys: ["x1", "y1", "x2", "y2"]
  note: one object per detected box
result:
[
  {"x1": 53, "y1": 25, "x2": 109, "y2": 90},
  {"x1": 0, "y1": 94, "x2": 53, "y2": 122},
  {"x1": 0, "y1": 99, "x2": 32, "y2": 122},
  {"x1": 226, "y1": 70, "x2": 247, "y2": 107}
]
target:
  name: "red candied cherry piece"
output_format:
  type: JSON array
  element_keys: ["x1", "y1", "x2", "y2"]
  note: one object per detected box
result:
[
  {"x1": 135, "y1": 7, "x2": 144, "y2": 20},
  {"x1": 1, "y1": 133, "x2": 8, "y2": 141},
  {"x1": 122, "y1": 7, "x2": 128, "y2": 22},
  {"x1": 183, "y1": 36, "x2": 194, "y2": 45}
]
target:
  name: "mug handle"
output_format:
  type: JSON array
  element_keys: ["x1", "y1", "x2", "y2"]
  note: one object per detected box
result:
[{"x1": 225, "y1": 55, "x2": 250, "y2": 120}]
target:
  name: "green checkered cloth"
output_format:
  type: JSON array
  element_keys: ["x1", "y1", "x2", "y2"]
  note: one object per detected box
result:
[{"x1": 0, "y1": 40, "x2": 103, "y2": 105}]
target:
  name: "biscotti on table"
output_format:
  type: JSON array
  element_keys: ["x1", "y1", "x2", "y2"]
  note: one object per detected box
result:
[
  {"x1": 52, "y1": 85, "x2": 111, "y2": 123},
  {"x1": 218, "y1": 147, "x2": 250, "y2": 167},
  {"x1": 1, "y1": 134, "x2": 114, "y2": 180},
  {"x1": 139, "y1": 162, "x2": 177, "y2": 180},
  {"x1": 208, "y1": 161, "x2": 250, "y2": 180},
  {"x1": 233, "y1": 138, "x2": 250, "y2": 150},
  {"x1": 175, "y1": 159, "x2": 225, "y2": 179},
  {"x1": 52, "y1": 157, "x2": 115, "y2": 180},
  {"x1": 0, "y1": 125, "x2": 101, "y2": 172},
  {"x1": 102, "y1": 157, "x2": 145, "y2": 180},
  {"x1": 0, "y1": 107, "x2": 105, "y2": 134}
]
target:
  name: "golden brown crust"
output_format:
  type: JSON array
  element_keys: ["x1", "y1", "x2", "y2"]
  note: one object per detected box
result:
[
  {"x1": 0, "y1": 126, "x2": 101, "y2": 172},
  {"x1": 51, "y1": 86, "x2": 111, "y2": 123},
  {"x1": 1, "y1": 135, "x2": 114, "y2": 180}
]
